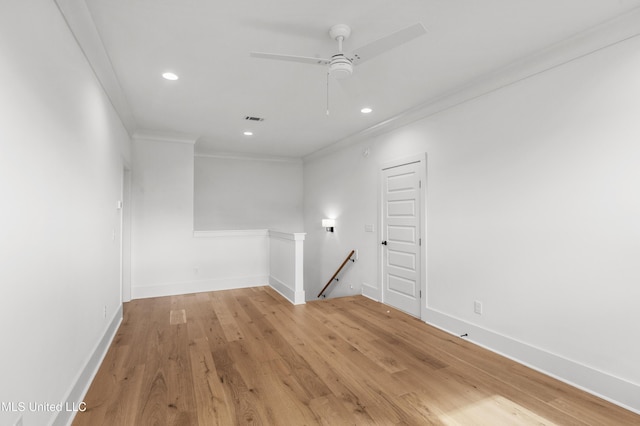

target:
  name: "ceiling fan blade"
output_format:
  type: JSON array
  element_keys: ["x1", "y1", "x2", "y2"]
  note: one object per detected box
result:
[
  {"x1": 350, "y1": 23, "x2": 426, "y2": 65},
  {"x1": 250, "y1": 52, "x2": 330, "y2": 66}
]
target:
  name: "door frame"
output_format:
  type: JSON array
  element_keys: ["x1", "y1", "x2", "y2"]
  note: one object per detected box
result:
[
  {"x1": 378, "y1": 153, "x2": 427, "y2": 320},
  {"x1": 120, "y1": 166, "x2": 132, "y2": 303}
]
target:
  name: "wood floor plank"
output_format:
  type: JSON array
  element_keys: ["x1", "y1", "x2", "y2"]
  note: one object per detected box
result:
[
  {"x1": 275, "y1": 305, "x2": 440, "y2": 424},
  {"x1": 266, "y1": 302, "x2": 389, "y2": 423},
  {"x1": 234, "y1": 295, "x2": 333, "y2": 401},
  {"x1": 305, "y1": 300, "x2": 408, "y2": 374},
  {"x1": 248, "y1": 358, "x2": 321, "y2": 424},
  {"x1": 209, "y1": 294, "x2": 245, "y2": 342},
  {"x1": 309, "y1": 394, "x2": 358, "y2": 425},
  {"x1": 101, "y1": 362, "x2": 145, "y2": 425},
  {"x1": 73, "y1": 287, "x2": 640, "y2": 425},
  {"x1": 164, "y1": 323, "x2": 197, "y2": 424},
  {"x1": 220, "y1": 297, "x2": 280, "y2": 364},
  {"x1": 209, "y1": 342, "x2": 270, "y2": 425},
  {"x1": 263, "y1": 304, "x2": 380, "y2": 424},
  {"x1": 188, "y1": 337, "x2": 234, "y2": 425}
]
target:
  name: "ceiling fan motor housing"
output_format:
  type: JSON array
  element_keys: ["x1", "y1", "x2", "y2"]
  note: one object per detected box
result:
[
  {"x1": 329, "y1": 24, "x2": 352, "y2": 41},
  {"x1": 330, "y1": 53, "x2": 353, "y2": 78}
]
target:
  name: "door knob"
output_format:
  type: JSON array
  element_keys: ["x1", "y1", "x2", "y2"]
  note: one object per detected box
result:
[{"x1": 381, "y1": 241, "x2": 387, "y2": 245}]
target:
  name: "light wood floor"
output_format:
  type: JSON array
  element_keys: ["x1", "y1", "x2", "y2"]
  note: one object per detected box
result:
[{"x1": 73, "y1": 287, "x2": 639, "y2": 425}]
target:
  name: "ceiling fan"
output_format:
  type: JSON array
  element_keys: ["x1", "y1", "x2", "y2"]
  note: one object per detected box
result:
[{"x1": 250, "y1": 23, "x2": 427, "y2": 79}]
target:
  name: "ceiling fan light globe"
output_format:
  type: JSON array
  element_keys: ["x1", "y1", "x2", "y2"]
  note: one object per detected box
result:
[
  {"x1": 330, "y1": 63, "x2": 353, "y2": 78},
  {"x1": 329, "y1": 54, "x2": 353, "y2": 78}
]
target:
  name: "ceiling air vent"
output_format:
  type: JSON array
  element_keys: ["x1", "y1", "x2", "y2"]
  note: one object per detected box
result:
[{"x1": 245, "y1": 116, "x2": 265, "y2": 122}]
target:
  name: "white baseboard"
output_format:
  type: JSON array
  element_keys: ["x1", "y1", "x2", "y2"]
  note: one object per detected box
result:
[
  {"x1": 53, "y1": 305, "x2": 123, "y2": 426},
  {"x1": 361, "y1": 283, "x2": 379, "y2": 301},
  {"x1": 132, "y1": 275, "x2": 268, "y2": 299},
  {"x1": 269, "y1": 276, "x2": 305, "y2": 305},
  {"x1": 425, "y1": 307, "x2": 640, "y2": 415}
]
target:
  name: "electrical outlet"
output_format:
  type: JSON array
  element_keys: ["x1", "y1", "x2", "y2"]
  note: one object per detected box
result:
[
  {"x1": 354, "y1": 249, "x2": 359, "y2": 261},
  {"x1": 474, "y1": 300, "x2": 483, "y2": 315}
]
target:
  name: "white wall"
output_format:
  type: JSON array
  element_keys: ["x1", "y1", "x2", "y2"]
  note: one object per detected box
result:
[
  {"x1": 194, "y1": 155, "x2": 303, "y2": 232},
  {"x1": 0, "y1": 1, "x2": 131, "y2": 425},
  {"x1": 269, "y1": 231, "x2": 306, "y2": 304},
  {"x1": 303, "y1": 28, "x2": 640, "y2": 411},
  {"x1": 304, "y1": 143, "x2": 378, "y2": 300},
  {"x1": 131, "y1": 138, "x2": 269, "y2": 298}
]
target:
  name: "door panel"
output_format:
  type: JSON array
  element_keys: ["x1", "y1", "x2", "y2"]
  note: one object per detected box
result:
[
  {"x1": 388, "y1": 250, "x2": 416, "y2": 270},
  {"x1": 387, "y1": 172, "x2": 416, "y2": 192},
  {"x1": 388, "y1": 225, "x2": 416, "y2": 243},
  {"x1": 388, "y1": 274, "x2": 417, "y2": 297},
  {"x1": 387, "y1": 199, "x2": 415, "y2": 216},
  {"x1": 382, "y1": 161, "x2": 421, "y2": 317}
]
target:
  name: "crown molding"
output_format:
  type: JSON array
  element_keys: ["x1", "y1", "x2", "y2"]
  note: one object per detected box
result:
[
  {"x1": 54, "y1": 0, "x2": 136, "y2": 135},
  {"x1": 304, "y1": 6, "x2": 640, "y2": 163},
  {"x1": 195, "y1": 151, "x2": 303, "y2": 164},
  {"x1": 132, "y1": 130, "x2": 198, "y2": 145}
]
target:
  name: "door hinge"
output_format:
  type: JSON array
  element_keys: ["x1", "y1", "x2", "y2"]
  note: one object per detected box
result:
[
  {"x1": 419, "y1": 180, "x2": 422, "y2": 188},
  {"x1": 419, "y1": 238, "x2": 421, "y2": 246},
  {"x1": 420, "y1": 290, "x2": 422, "y2": 298}
]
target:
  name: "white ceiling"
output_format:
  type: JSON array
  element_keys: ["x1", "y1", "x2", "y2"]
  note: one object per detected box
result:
[{"x1": 81, "y1": 0, "x2": 640, "y2": 158}]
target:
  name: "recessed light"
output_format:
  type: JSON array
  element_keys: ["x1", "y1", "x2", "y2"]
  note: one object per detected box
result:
[
  {"x1": 162, "y1": 72, "x2": 179, "y2": 81},
  {"x1": 243, "y1": 131, "x2": 253, "y2": 136},
  {"x1": 360, "y1": 107, "x2": 373, "y2": 114}
]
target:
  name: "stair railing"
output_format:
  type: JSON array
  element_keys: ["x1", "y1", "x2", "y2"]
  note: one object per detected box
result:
[{"x1": 317, "y1": 250, "x2": 356, "y2": 298}]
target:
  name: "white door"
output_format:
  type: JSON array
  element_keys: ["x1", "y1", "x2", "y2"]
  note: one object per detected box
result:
[{"x1": 382, "y1": 161, "x2": 422, "y2": 317}]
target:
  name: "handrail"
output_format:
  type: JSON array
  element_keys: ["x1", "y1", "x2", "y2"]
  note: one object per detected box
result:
[{"x1": 317, "y1": 250, "x2": 356, "y2": 298}]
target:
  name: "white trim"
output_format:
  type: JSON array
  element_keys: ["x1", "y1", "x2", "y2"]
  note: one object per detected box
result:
[
  {"x1": 54, "y1": 306, "x2": 123, "y2": 426},
  {"x1": 193, "y1": 229, "x2": 269, "y2": 238},
  {"x1": 267, "y1": 231, "x2": 306, "y2": 304},
  {"x1": 293, "y1": 235, "x2": 305, "y2": 304},
  {"x1": 133, "y1": 130, "x2": 198, "y2": 145},
  {"x1": 381, "y1": 155, "x2": 421, "y2": 170},
  {"x1": 361, "y1": 282, "x2": 379, "y2": 301},
  {"x1": 195, "y1": 151, "x2": 303, "y2": 164},
  {"x1": 425, "y1": 307, "x2": 640, "y2": 415},
  {"x1": 268, "y1": 230, "x2": 306, "y2": 241},
  {"x1": 132, "y1": 276, "x2": 267, "y2": 299},
  {"x1": 269, "y1": 276, "x2": 306, "y2": 305},
  {"x1": 304, "y1": 8, "x2": 640, "y2": 163},
  {"x1": 53, "y1": 0, "x2": 136, "y2": 134},
  {"x1": 120, "y1": 166, "x2": 132, "y2": 303}
]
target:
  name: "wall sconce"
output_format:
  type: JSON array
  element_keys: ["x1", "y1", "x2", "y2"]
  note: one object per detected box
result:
[{"x1": 322, "y1": 219, "x2": 335, "y2": 232}]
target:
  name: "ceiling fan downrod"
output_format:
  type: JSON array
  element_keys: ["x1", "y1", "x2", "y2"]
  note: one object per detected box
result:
[{"x1": 328, "y1": 24, "x2": 353, "y2": 79}]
